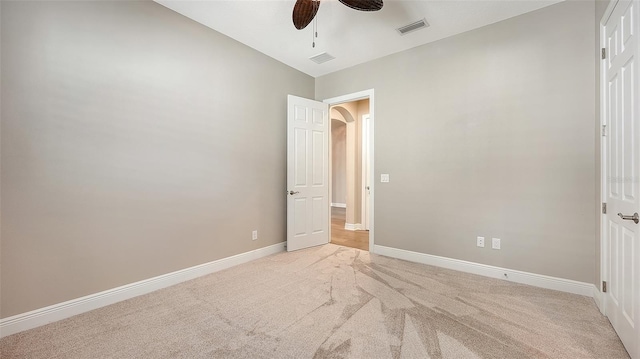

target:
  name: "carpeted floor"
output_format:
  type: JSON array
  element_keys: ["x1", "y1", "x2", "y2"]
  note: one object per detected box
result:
[{"x1": 0, "y1": 244, "x2": 630, "y2": 358}]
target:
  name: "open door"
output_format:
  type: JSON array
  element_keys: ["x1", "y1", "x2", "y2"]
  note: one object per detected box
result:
[
  {"x1": 287, "y1": 95, "x2": 329, "y2": 251},
  {"x1": 602, "y1": 1, "x2": 640, "y2": 357}
]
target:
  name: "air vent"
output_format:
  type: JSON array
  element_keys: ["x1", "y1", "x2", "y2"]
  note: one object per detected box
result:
[
  {"x1": 397, "y1": 18, "x2": 429, "y2": 36},
  {"x1": 309, "y1": 52, "x2": 335, "y2": 64}
]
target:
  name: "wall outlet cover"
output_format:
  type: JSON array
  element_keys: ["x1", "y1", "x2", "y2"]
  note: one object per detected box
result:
[
  {"x1": 252, "y1": 230, "x2": 258, "y2": 240},
  {"x1": 492, "y1": 238, "x2": 501, "y2": 250},
  {"x1": 477, "y1": 236, "x2": 485, "y2": 247}
]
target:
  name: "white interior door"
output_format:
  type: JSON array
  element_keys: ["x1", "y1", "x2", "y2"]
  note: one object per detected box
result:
[
  {"x1": 287, "y1": 95, "x2": 329, "y2": 251},
  {"x1": 603, "y1": 1, "x2": 640, "y2": 357}
]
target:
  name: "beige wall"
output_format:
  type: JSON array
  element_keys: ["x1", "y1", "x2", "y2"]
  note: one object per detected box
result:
[
  {"x1": 0, "y1": 1, "x2": 313, "y2": 317},
  {"x1": 0, "y1": 0, "x2": 606, "y2": 319},
  {"x1": 317, "y1": 1, "x2": 597, "y2": 283},
  {"x1": 330, "y1": 100, "x2": 370, "y2": 225},
  {"x1": 331, "y1": 103, "x2": 358, "y2": 224},
  {"x1": 331, "y1": 120, "x2": 347, "y2": 205}
]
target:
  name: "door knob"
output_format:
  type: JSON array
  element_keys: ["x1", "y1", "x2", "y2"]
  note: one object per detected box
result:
[
  {"x1": 289, "y1": 190, "x2": 300, "y2": 195},
  {"x1": 617, "y1": 212, "x2": 639, "y2": 224}
]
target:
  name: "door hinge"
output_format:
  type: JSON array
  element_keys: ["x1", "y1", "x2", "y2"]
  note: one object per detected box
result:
[
  {"x1": 602, "y1": 124, "x2": 607, "y2": 137},
  {"x1": 602, "y1": 281, "x2": 607, "y2": 293},
  {"x1": 602, "y1": 202, "x2": 607, "y2": 214},
  {"x1": 602, "y1": 48, "x2": 606, "y2": 60}
]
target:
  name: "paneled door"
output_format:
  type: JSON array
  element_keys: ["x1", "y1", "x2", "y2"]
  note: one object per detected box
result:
[
  {"x1": 603, "y1": 1, "x2": 640, "y2": 357},
  {"x1": 287, "y1": 95, "x2": 329, "y2": 251}
]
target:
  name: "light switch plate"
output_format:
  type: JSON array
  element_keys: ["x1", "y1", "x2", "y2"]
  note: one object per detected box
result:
[{"x1": 381, "y1": 174, "x2": 390, "y2": 183}]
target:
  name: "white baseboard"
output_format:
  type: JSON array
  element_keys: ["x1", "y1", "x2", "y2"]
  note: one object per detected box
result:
[
  {"x1": 0, "y1": 242, "x2": 285, "y2": 338},
  {"x1": 373, "y1": 245, "x2": 594, "y2": 297},
  {"x1": 331, "y1": 203, "x2": 346, "y2": 208},
  {"x1": 344, "y1": 223, "x2": 363, "y2": 231}
]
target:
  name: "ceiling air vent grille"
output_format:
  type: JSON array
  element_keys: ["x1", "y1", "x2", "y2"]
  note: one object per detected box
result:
[
  {"x1": 397, "y1": 18, "x2": 429, "y2": 35},
  {"x1": 309, "y1": 52, "x2": 335, "y2": 64}
]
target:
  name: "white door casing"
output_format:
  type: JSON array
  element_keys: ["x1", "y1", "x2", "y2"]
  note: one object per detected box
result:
[
  {"x1": 287, "y1": 95, "x2": 330, "y2": 252},
  {"x1": 602, "y1": 1, "x2": 640, "y2": 357},
  {"x1": 324, "y1": 89, "x2": 375, "y2": 252},
  {"x1": 362, "y1": 115, "x2": 371, "y2": 231}
]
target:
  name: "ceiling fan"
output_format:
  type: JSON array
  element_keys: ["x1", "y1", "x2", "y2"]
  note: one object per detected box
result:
[{"x1": 292, "y1": 0, "x2": 384, "y2": 30}]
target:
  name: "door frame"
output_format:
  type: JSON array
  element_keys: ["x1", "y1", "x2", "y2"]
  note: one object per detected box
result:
[
  {"x1": 361, "y1": 114, "x2": 371, "y2": 231},
  {"x1": 324, "y1": 89, "x2": 375, "y2": 252}
]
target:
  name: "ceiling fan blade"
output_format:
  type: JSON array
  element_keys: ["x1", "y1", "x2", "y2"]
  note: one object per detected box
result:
[
  {"x1": 339, "y1": 0, "x2": 383, "y2": 11},
  {"x1": 292, "y1": 0, "x2": 320, "y2": 30}
]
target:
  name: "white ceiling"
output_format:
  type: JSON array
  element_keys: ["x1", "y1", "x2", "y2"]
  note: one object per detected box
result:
[{"x1": 155, "y1": 0, "x2": 563, "y2": 78}]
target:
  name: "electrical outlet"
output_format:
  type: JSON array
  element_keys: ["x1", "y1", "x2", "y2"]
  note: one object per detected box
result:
[
  {"x1": 492, "y1": 238, "x2": 501, "y2": 250},
  {"x1": 252, "y1": 230, "x2": 258, "y2": 241},
  {"x1": 476, "y1": 236, "x2": 485, "y2": 248}
]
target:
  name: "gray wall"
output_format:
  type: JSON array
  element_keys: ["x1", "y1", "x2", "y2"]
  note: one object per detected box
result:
[
  {"x1": 0, "y1": 1, "x2": 313, "y2": 317},
  {"x1": 332, "y1": 120, "x2": 347, "y2": 205},
  {"x1": 317, "y1": 1, "x2": 597, "y2": 283}
]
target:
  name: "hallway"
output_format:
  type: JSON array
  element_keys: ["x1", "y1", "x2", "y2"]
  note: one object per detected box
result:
[{"x1": 330, "y1": 207, "x2": 369, "y2": 251}]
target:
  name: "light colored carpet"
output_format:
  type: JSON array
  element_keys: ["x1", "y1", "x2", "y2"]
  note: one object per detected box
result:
[{"x1": 0, "y1": 244, "x2": 630, "y2": 358}]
